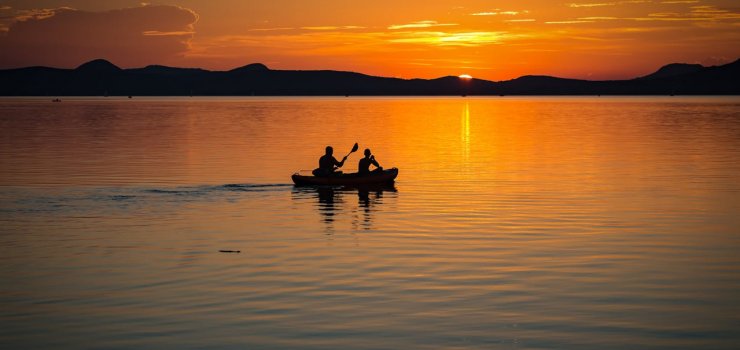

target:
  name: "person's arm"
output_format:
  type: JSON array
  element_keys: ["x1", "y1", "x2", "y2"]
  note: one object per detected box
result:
[
  {"x1": 334, "y1": 156, "x2": 347, "y2": 168},
  {"x1": 370, "y1": 155, "x2": 380, "y2": 168}
]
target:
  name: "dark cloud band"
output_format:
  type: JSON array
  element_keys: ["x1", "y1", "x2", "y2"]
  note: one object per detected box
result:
[{"x1": 0, "y1": 5, "x2": 198, "y2": 68}]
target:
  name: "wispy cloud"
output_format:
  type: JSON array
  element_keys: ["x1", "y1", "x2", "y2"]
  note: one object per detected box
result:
[
  {"x1": 0, "y1": 5, "x2": 12, "y2": 31},
  {"x1": 569, "y1": 3, "x2": 616, "y2": 8},
  {"x1": 505, "y1": 19, "x2": 537, "y2": 23},
  {"x1": 247, "y1": 26, "x2": 365, "y2": 33},
  {"x1": 556, "y1": 3, "x2": 740, "y2": 23},
  {"x1": 406, "y1": 57, "x2": 490, "y2": 69},
  {"x1": 471, "y1": 10, "x2": 527, "y2": 16},
  {"x1": 690, "y1": 5, "x2": 730, "y2": 14},
  {"x1": 578, "y1": 16, "x2": 620, "y2": 20},
  {"x1": 389, "y1": 31, "x2": 519, "y2": 46},
  {"x1": 301, "y1": 26, "x2": 365, "y2": 30},
  {"x1": 647, "y1": 12, "x2": 681, "y2": 17},
  {"x1": 248, "y1": 27, "x2": 294, "y2": 32},
  {"x1": 635, "y1": 5, "x2": 740, "y2": 21},
  {"x1": 568, "y1": 1, "x2": 650, "y2": 7},
  {"x1": 143, "y1": 30, "x2": 195, "y2": 36},
  {"x1": 660, "y1": 0, "x2": 699, "y2": 3},
  {"x1": 388, "y1": 20, "x2": 457, "y2": 30},
  {"x1": 193, "y1": 31, "x2": 388, "y2": 56},
  {"x1": 546, "y1": 20, "x2": 596, "y2": 24},
  {"x1": 13, "y1": 7, "x2": 67, "y2": 21}
]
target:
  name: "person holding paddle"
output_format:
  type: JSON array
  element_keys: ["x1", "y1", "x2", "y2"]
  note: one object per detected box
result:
[
  {"x1": 313, "y1": 143, "x2": 358, "y2": 177},
  {"x1": 358, "y1": 148, "x2": 383, "y2": 175}
]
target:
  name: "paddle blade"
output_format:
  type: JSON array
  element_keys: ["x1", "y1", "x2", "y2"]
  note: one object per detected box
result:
[{"x1": 351, "y1": 142, "x2": 359, "y2": 153}]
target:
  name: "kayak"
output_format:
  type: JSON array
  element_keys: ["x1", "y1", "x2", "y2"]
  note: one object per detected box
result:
[{"x1": 292, "y1": 168, "x2": 398, "y2": 186}]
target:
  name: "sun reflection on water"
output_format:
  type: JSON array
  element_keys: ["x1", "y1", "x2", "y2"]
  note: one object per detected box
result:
[{"x1": 461, "y1": 102, "x2": 470, "y2": 163}]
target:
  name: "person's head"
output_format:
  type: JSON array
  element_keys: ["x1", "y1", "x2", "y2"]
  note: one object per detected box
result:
[
  {"x1": 364, "y1": 148, "x2": 371, "y2": 157},
  {"x1": 325, "y1": 146, "x2": 333, "y2": 155}
]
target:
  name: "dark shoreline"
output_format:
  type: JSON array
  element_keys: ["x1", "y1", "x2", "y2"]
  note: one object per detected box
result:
[{"x1": 1, "y1": 58, "x2": 738, "y2": 96}]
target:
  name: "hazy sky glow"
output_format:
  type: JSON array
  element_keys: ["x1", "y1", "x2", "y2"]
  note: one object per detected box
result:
[{"x1": 0, "y1": 0, "x2": 738, "y2": 80}]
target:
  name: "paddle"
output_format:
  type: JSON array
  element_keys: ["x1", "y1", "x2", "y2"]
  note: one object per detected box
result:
[{"x1": 338, "y1": 142, "x2": 359, "y2": 168}]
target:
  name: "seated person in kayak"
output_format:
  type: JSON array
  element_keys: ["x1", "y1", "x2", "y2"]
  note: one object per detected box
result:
[
  {"x1": 358, "y1": 148, "x2": 383, "y2": 175},
  {"x1": 312, "y1": 146, "x2": 347, "y2": 177}
]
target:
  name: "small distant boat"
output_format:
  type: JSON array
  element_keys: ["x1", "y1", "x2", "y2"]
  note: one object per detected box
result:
[
  {"x1": 51, "y1": 98, "x2": 61, "y2": 102},
  {"x1": 292, "y1": 168, "x2": 398, "y2": 186}
]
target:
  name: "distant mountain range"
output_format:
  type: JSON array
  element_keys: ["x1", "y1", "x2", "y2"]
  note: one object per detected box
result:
[{"x1": 0, "y1": 58, "x2": 738, "y2": 96}]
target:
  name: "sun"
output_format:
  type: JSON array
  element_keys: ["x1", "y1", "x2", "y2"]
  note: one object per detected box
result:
[{"x1": 458, "y1": 74, "x2": 473, "y2": 80}]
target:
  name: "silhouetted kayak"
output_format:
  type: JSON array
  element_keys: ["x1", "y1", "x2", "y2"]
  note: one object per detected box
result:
[{"x1": 292, "y1": 168, "x2": 398, "y2": 186}]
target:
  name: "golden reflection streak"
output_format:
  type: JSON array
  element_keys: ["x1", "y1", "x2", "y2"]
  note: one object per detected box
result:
[{"x1": 461, "y1": 102, "x2": 470, "y2": 163}]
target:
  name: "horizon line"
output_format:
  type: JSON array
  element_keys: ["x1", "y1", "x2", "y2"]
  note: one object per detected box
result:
[{"x1": 2, "y1": 57, "x2": 739, "y2": 83}]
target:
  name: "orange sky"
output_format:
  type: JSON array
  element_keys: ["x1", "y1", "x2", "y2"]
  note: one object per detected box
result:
[{"x1": 0, "y1": 0, "x2": 738, "y2": 80}]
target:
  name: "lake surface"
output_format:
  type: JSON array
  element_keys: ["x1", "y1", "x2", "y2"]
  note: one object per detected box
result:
[{"x1": 1, "y1": 96, "x2": 739, "y2": 349}]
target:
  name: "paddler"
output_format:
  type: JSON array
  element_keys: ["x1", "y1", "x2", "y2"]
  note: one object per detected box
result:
[
  {"x1": 358, "y1": 148, "x2": 383, "y2": 175},
  {"x1": 313, "y1": 146, "x2": 347, "y2": 177}
]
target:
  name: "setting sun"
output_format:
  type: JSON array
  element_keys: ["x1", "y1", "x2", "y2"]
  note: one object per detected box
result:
[{"x1": 459, "y1": 74, "x2": 473, "y2": 80}]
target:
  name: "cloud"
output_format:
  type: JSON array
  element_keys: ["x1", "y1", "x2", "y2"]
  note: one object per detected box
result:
[
  {"x1": 188, "y1": 31, "x2": 391, "y2": 62},
  {"x1": 388, "y1": 20, "x2": 457, "y2": 30},
  {"x1": 577, "y1": 16, "x2": 620, "y2": 20},
  {"x1": 690, "y1": 5, "x2": 731, "y2": 14},
  {"x1": 546, "y1": 20, "x2": 596, "y2": 24},
  {"x1": 142, "y1": 30, "x2": 195, "y2": 36},
  {"x1": 248, "y1": 27, "x2": 295, "y2": 32},
  {"x1": 11, "y1": 8, "x2": 61, "y2": 21},
  {"x1": 191, "y1": 27, "x2": 522, "y2": 66},
  {"x1": 471, "y1": 10, "x2": 527, "y2": 16},
  {"x1": 388, "y1": 31, "x2": 519, "y2": 46},
  {"x1": 634, "y1": 5, "x2": 740, "y2": 21},
  {"x1": 405, "y1": 57, "x2": 492, "y2": 70},
  {"x1": 301, "y1": 26, "x2": 365, "y2": 30},
  {"x1": 568, "y1": 2, "x2": 618, "y2": 7},
  {"x1": 553, "y1": 3, "x2": 740, "y2": 23},
  {"x1": 0, "y1": 5, "x2": 198, "y2": 68},
  {"x1": 568, "y1": 1, "x2": 650, "y2": 7}
]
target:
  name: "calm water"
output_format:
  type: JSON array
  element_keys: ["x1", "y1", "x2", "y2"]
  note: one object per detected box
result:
[{"x1": 1, "y1": 96, "x2": 739, "y2": 349}]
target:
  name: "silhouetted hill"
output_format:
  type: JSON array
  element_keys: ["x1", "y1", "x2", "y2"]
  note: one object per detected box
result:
[
  {"x1": 230, "y1": 63, "x2": 270, "y2": 73},
  {"x1": 638, "y1": 63, "x2": 704, "y2": 80},
  {"x1": 75, "y1": 59, "x2": 122, "y2": 73},
  {"x1": 0, "y1": 58, "x2": 738, "y2": 96}
]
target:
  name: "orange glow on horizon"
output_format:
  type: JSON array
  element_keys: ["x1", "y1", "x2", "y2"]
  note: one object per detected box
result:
[{"x1": 0, "y1": 1, "x2": 738, "y2": 80}]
